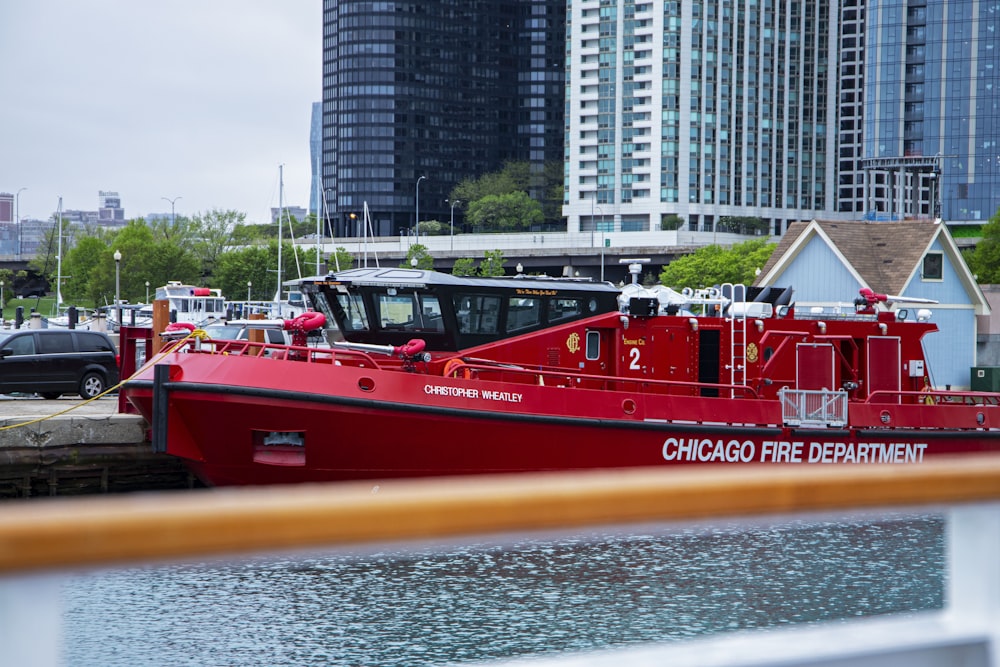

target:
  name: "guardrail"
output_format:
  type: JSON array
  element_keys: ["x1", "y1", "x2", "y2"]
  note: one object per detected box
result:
[
  {"x1": 2, "y1": 456, "x2": 1000, "y2": 665},
  {"x1": 779, "y1": 387, "x2": 848, "y2": 426}
]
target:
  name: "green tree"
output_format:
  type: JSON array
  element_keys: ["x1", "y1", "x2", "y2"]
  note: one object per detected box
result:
[
  {"x1": 416, "y1": 220, "x2": 446, "y2": 236},
  {"x1": 148, "y1": 214, "x2": 193, "y2": 246},
  {"x1": 660, "y1": 214, "x2": 685, "y2": 231},
  {"x1": 467, "y1": 192, "x2": 543, "y2": 232},
  {"x1": 327, "y1": 247, "x2": 354, "y2": 272},
  {"x1": 452, "y1": 257, "x2": 476, "y2": 276},
  {"x1": 231, "y1": 222, "x2": 267, "y2": 245},
  {"x1": 108, "y1": 222, "x2": 200, "y2": 304},
  {"x1": 214, "y1": 245, "x2": 272, "y2": 301},
  {"x1": 62, "y1": 236, "x2": 109, "y2": 304},
  {"x1": 478, "y1": 249, "x2": 506, "y2": 277},
  {"x1": 451, "y1": 160, "x2": 564, "y2": 229},
  {"x1": 0, "y1": 269, "x2": 12, "y2": 308},
  {"x1": 658, "y1": 239, "x2": 777, "y2": 288},
  {"x1": 965, "y1": 208, "x2": 1000, "y2": 283},
  {"x1": 213, "y1": 240, "x2": 295, "y2": 301},
  {"x1": 451, "y1": 170, "x2": 520, "y2": 203},
  {"x1": 190, "y1": 209, "x2": 245, "y2": 278},
  {"x1": 403, "y1": 244, "x2": 433, "y2": 270}
]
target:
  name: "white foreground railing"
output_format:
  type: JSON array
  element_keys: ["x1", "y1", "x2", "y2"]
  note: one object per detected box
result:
[{"x1": 1, "y1": 457, "x2": 999, "y2": 666}]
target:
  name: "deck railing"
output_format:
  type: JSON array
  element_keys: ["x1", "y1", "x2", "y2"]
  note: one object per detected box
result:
[
  {"x1": 779, "y1": 387, "x2": 849, "y2": 426},
  {"x1": 2, "y1": 456, "x2": 1000, "y2": 665}
]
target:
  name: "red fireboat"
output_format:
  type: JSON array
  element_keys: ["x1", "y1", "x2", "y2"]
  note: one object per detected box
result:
[{"x1": 120, "y1": 267, "x2": 1000, "y2": 487}]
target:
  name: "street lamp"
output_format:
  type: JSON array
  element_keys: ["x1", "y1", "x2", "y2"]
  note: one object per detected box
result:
[
  {"x1": 145, "y1": 280, "x2": 150, "y2": 303},
  {"x1": 415, "y1": 175, "x2": 426, "y2": 245},
  {"x1": 15, "y1": 188, "x2": 25, "y2": 257},
  {"x1": 447, "y1": 199, "x2": 461, "y2": 251},
  {"x1": 113, "y1": 250, "x2": 122, "y2": 330},
  {"x1": 247, "y1": 281, "x2": 252, "y2": 302},
  {"x1": 1, "y1": 281, "x2": 5, "y2": 316},
  {"x1": 162, "y1": 196, "x2": 182, "y2": 227}
]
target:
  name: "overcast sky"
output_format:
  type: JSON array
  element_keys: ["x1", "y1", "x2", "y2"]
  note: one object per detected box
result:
[{"x1": 0, "y1": 2, "x2": 320, "y2": 224}]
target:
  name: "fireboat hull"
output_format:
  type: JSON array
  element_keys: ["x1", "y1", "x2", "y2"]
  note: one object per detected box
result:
[{"x1": 126, "y1": 353, "x2": 1000, "y2": 487}]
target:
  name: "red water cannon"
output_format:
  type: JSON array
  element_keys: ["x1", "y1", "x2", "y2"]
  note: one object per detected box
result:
[
  {"x1": 283, "y1": 311, "x2": 326, "y2": 347},
  {"x1": 854, "y1": 287, "x2": 887, "y2": 313}
]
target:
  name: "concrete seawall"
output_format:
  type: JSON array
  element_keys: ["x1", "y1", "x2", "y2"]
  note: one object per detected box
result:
[{"x1": 0, "y1": 397, "x2": 197, "y2": 498}]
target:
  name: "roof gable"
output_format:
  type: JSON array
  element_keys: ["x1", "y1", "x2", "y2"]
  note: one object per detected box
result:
[{"x1": 756, "y1": 219, "x2": 990, "y2": 314}]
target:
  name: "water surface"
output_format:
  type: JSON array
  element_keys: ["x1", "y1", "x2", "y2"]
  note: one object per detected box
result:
[{"x1": 62, "y1": 514, "x2": 944, "y2": 666}]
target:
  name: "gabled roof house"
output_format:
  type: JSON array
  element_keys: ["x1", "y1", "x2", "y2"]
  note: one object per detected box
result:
[{"x1": 755, "y1": 219, "x2": 990, "y2": 389}]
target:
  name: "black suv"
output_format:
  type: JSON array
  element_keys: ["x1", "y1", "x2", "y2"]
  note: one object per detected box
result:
[{"x1": 0, "y1": 329, "x2": 120, "y2": 399}]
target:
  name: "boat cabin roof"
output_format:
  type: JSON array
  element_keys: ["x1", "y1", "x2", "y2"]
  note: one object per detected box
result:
[
  {"x1": 295, "y1": 268, "x2": 622, "y2": 351},
  {"x1": 294, "y1": 267, "x2": 620, "y2": 292}
]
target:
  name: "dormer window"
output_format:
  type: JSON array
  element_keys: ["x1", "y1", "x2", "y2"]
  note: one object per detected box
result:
[{"x1": 922, "y1": 252, "x2": 943, "y2": 281}]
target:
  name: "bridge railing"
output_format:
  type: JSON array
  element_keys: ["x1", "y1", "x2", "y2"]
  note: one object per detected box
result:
[{"x1": 2, "y1": 456, "x2": 999, "y2": 665}]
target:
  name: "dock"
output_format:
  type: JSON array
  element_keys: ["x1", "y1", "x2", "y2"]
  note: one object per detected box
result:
[{"x1": 0, "y1": 396, "x2": 196, "y2": 498}]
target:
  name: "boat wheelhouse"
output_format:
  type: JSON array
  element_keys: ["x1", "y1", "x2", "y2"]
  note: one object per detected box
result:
[{"x1": 296, "y1": 268, "x2": 622, "y2": 351}]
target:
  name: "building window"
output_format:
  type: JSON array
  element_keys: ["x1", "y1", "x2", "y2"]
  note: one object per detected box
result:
[{"x1": 922, "y1": 253, "x2": 943, "y2": 281}]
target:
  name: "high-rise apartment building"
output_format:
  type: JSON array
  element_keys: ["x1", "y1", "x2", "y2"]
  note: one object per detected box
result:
[
  {"x1": 860, "y1": 0, "x2": 1000, "y2": 224},
  {"x1": 320, "y1": 0, "x2": 566, "y2": 237},
  {"x1": 563, "y1": 0, "x2": 849, "y2": 236},
  {"x1": 836, "y1": 0, "x2": 868, "y2": 218}
]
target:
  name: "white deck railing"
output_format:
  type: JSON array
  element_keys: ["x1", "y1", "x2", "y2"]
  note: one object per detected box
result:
[
  {"x1": 780, "y1": 387, "x2": 850, "y2": 427},
  {"x1": 1, "y1": 456, "x2": 999, "y2": 666}
]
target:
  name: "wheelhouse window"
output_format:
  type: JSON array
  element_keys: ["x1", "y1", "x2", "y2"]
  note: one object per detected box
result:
[
  {"x1": 375, "y1": 291, "x2": 443, "y2": 332},
  {"x1": 335, "y1": 291, "x2": 370, "y2": 332},
  {"x1": 922, "y1": 252, "x2": 943, "y2": 280},
  {"x1": 507, "y1": 297, "x2": 541, "y2": 332},
  {"x1": 376, "y1": 293, "x2": 416, "y2": 329},
  {"x1": 454, "y1": 294, "x2": 500, "y2": 334},
  {"x1": 548, "y1": 298, "x2": 583, "y2": 323}
]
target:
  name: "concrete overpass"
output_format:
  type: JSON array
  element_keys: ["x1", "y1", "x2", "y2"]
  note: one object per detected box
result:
[{"x1": 298, "y1": 229, "x2": 761, "y2": 285}]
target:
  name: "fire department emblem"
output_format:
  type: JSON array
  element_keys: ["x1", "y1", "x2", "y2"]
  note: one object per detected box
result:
[
  {"x1": 746, "y1": 342, "x2": 759, "y2": 363},
  {"x1": 566, "y1": 332, "x2": 580, "y2": 354}
]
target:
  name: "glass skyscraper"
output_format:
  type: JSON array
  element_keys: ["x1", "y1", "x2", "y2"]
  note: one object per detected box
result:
[
  {"x1": 862, "y1": 0, "x2": 1000, "y2": 223},
  {"x1": 321, "y1": 0, "x2": 566, "y2": 237}
]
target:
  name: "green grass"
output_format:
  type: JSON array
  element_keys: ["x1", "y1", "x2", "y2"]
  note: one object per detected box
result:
[{"x1": 1, "y1": 296, "x2": 99, "y2": 322}]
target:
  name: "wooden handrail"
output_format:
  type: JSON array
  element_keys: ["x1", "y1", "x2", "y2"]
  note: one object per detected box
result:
[{"x1": 2, "y1": 454, "x2": 1000, "y2": 575}]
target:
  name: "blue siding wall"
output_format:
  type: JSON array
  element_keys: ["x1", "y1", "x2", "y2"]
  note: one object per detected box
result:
[
  {"x1": 900, "y1": 238, "x2": 970, "y2": 304},
  {"x1": 921, "y1": 307, "x2": 977, "y2": 389},
  {"x1": 771, "y1": 237, "x2": 862, "y2": 302},
  {"x1": 900, "y1": 237, "x2": 978, "y2": 388}
]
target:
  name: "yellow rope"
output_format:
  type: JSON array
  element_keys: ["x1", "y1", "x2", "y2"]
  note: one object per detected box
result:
[{"x1": 0, "y1": 329, "x2": 203, "y2": 431}]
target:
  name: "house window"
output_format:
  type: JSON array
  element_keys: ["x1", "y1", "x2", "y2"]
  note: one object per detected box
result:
[{"x1": 922, "y1": 253, "x2": 943, "y2": 281}]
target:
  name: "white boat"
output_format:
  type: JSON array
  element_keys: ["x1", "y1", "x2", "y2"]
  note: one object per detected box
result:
[{"x1": 107, "y1": 282, "x2": 228, "y2": 330}]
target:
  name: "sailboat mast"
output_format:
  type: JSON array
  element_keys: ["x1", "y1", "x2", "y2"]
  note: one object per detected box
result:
[
  {"x1": 275, "y1": 164, "x2": 284, "y2": 304},
  {"x1": 56, "y1": 197, "x2": 63, "y2": 308}
]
